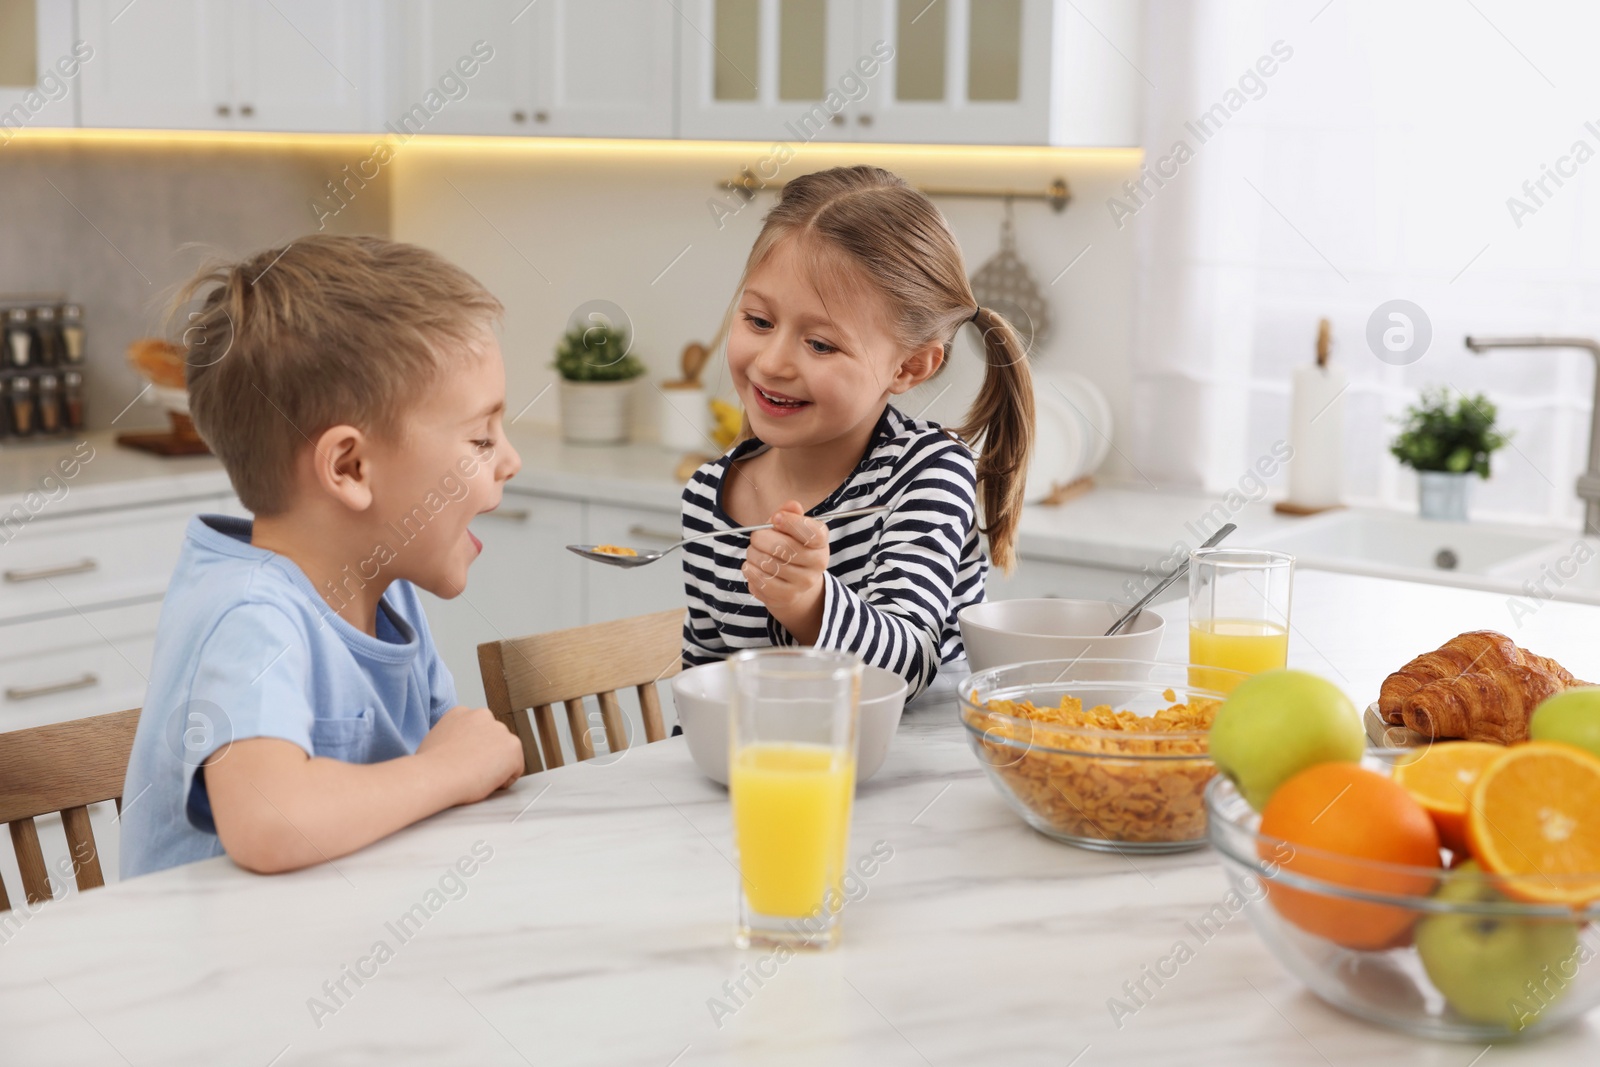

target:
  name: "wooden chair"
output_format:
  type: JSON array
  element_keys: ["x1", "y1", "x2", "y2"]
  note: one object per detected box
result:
[
  {"x1": 0, "y1": 708, "x2": 141, "y2": 912},
  {"x1": 478, "y1": 609, "x2": 684, "y2": 775}
]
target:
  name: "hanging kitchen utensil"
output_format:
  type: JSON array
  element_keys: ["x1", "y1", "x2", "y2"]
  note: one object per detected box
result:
[{"x1": 969, "y1": 198, "x2": 1051, "y2": 353}]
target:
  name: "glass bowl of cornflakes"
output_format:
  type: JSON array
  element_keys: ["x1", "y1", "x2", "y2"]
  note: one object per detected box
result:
[{"x1": 958, "y1": 659, "x2": 1243, "y2": 853}]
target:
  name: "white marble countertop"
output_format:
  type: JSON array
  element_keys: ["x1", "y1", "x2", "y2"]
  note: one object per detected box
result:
[
  {"x1": 8, "y1": 430, "x2": 1597, "y2": 608},
  {"x1": 3, "y1": 569, "x2": 1598, "y2": 1065}
]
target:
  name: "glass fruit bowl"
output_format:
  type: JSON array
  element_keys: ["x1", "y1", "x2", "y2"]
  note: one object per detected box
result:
[
  {"x1": 1207, "y1": 770, "x2": 1600, "y2": 1041},
  {"x1": 958, "y1": 659, "x2": 1240, "y2": 853}
]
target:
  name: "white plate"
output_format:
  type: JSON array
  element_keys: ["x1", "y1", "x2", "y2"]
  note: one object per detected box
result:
[
  {"x1": 1024, "y1": 382, "x2": 1084, "y2": 503},
  {"x1": 1039, "y1": 371, "x2": 1113, "y2": 476}
]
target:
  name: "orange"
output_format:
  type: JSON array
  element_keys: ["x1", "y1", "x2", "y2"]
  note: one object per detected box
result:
[
  {"x1": 1467, "y1": 741, "x2": 1600, "y2": 906},
  {"x1": 1392, "y1": 742, "x2": 1504, "y2": 855},
  {"x1": 1259, "y1": 762, "x2": 1441, "y2": 950}
]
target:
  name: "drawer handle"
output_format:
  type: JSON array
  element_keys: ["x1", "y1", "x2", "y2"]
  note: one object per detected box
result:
[
  {"x1": 4, "y1": 558, "x2": 99, "y2": 583},
  {"x1": 6, "y1": 672, "x2": 100, "y2": 702},
  {"x1": 627, "y1": 524, "x2": 680, "y2": 544},
  {"x1": 482, "y1": 508, "x2": 531, "y2": 522}
]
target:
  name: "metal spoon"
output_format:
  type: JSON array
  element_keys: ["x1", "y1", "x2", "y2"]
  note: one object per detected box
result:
[
  {"x1": 567, "y1": 504, "x2": 893, "y2": 569},
  {"x1": 1104, "y1": 523, "x2": 1237, "y2": 636}
]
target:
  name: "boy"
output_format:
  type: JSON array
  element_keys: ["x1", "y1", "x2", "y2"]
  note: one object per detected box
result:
[{"x1": 120, "y1": 235, "x2": 525, "y2": 878}]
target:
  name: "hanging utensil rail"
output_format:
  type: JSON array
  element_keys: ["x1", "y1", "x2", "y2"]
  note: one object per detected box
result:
[{"x1": 718, "y1": 175, "x2": 1072, "y2": 213}]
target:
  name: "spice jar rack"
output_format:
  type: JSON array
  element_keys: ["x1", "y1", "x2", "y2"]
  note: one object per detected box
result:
[{"x1": 1, "y1": 295, "x2": 87, "y2": 442}]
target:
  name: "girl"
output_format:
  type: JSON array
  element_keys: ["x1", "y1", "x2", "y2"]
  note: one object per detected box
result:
[{"x1": 681, "y1": 165, "x2": 1034, "y2": 698}]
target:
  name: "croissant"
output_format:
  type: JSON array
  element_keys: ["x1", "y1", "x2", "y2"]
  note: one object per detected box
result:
[
  {"x1": 1399, "y1": 664, "x2": 1570, "y2": 744},
  {"x1": 1379, "y1": 631, "x2": 1523, "y2": 725}
]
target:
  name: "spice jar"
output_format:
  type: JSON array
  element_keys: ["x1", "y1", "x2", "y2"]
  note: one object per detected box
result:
[
  {"x1": 63, "y1": 369, "x2": 85, "y2": 431},
  {"x1": 5, "y1": 308, "x2": 31, "y2": 369},
  {"x1": 37, "y1": 373, "x2": 62, "y2": 434},
  {"x1": 60, "y1": 304, "x2": 85, "y2": 364},
  {"x1": 9, "y1": 374, "x2": 34, "y2": 435},
  {"x1": 33, "y1": 305, "x2": 62, "y2": 366}
]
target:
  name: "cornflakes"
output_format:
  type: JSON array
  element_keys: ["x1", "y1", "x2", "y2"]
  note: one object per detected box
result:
[{"x1": 966, "y1": 689, "x2": 1219, "y2": 845}]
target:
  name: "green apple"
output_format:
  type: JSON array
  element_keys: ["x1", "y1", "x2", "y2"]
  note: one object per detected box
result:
[
  {"x1": 1415, "y1": 861, "x2": 1582, "y2": 1030},
  {"x1": 1530, "y1": 687, "x2": 1600, "y2": 759},
  {"x1": 1208, "y1": 669, "x2": 1363, "y2": 810}
]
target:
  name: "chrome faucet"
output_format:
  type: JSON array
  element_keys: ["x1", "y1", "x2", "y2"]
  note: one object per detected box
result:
[{"x1": 1463, "y1": 335, "x2": 1600, "y2": 535}]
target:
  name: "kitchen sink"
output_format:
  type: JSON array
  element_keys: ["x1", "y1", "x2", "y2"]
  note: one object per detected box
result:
[
  {"x1": 1253, "y1": 510, "x2": 1568, "y2": 580},
  {"x1": 1487, "y1": 536, "x2": 1600, "y2": 596}
]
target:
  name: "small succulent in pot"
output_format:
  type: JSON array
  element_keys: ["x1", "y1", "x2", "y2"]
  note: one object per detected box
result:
[
  {"x1": 553, "y1": 323, "x2": 646, "y2": 382},
  {"x1": 553, "y1": 322, "x2": 646, "y2": 445},
  {"x1": 1390, "y1": 386, "x2": 1509, "y2": 478}
]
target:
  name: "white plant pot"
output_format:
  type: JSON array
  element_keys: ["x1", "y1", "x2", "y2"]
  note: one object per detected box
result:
[
  {"x1": 658, "y1": 385, "x2": 709, "y2": 451},
  {"x1": 1417, "y1": 470, "x2": 1473, "y2": 522},
  {"x1": 559, "y1": 379, "x2": 636, "y2": 445}
]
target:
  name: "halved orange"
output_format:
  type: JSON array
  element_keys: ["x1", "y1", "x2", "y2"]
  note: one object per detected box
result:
[
  {"x1": 1393, "y1": 742, "x2": 1504, "y2": 855},
  {"x1": 1467, "y1": 742, "x2": 1600, "y2": 906}
]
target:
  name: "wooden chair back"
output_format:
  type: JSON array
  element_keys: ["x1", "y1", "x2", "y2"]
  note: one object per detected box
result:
[
  {"x1": 0, "y1": 708, "x2": 141, "y2": 912},
  {"x1": 478, "y1": 609, "x2": 684, "y2": 775}
]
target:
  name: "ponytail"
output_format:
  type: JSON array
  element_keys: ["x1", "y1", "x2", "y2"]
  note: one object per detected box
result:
[{"x1": 955, "y1": 307, "x2": 1034, "y2": 574}]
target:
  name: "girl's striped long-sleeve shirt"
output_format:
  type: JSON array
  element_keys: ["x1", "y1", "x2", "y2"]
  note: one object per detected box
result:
[{"x1": 680, "y1": 405, "x2": 987, "y2": 698}]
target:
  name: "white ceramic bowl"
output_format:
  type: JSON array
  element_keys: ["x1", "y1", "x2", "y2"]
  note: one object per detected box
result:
[
  {"x1": 671, "y1": 661, "x2": 909, "y2": 785},
  {"x1": 958, "y1": 598, "x2": 1164, "y2": 673}
]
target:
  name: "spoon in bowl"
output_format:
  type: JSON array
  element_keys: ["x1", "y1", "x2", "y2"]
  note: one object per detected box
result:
[
  {"x1": 1104, "y1": 522, "x2": 1237, "y2": 636},
  {"x1": 568, "y1": 504, "x2": 893, "y2": 569}
]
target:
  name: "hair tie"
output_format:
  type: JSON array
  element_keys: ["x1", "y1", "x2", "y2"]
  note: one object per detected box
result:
[{"x1": 968, "y1": 306, "x2": 983, "y2": 325}]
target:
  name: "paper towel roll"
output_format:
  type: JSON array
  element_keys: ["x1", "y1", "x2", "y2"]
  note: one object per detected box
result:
[
  {"x1": 659, "y1": 385, "x2": 709, "y2": 451},
  {"x1": 1286, "y1": 363, "x2": 1346, "y2": 509}
]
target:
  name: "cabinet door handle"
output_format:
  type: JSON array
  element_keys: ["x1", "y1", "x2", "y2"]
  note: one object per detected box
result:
[
  {"x1": 857, "y1": 113, "x2": 874, "y2": 126},
  {"x1": 627, "y1": 524, "x2": 680, "y2": 544},
  {"x1": 483, "y1": 508, "x2": 531, "y2": 522},
  {"x1": 534, "y1": 109, "x2": 549, "y2": 123},
  {"x1": 4, "y1": 558, "x2": 98, "y2": 583},
  {"x1": 216, "y1": 103, "x2": 232, "y2": 117},
  {"x1": 6, "y1": 673, "x2": 100, "y2": 702},
  {"x1": 512, "y1": 109, "x2": 527, "y2": 122},
  {"x1": 240, "y1": 103, "x2": 255, "y2": 117}
]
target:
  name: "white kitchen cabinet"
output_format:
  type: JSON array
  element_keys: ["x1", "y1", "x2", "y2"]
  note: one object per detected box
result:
[
  {"x1": 678, "y1": 0, "x2": 863, "y2": 143},
  {"x1": 78, "y1": 0, "x2": 375, "y2": 131},
  {"x1": 417, "y1": 492, "x2": 585, "y2": 709},
  {"x1": 393, "y1": 0, "x2": 674, "y2": 138},
  {"x1": 0, "y1": 495, "x2": 237, "y2": 625},
  {"x1": 390, "y1": 0, "x2": 535, "y2": 135},
  {"x1": 854, "y1": 0, "x2": 1050, "y2": 146},
  {"x1": 680, "y1": 0, "x2": 1138, "y2": 146},
  {"x1": 582, "y1": 502, "x2": 687, "y2": 628},
  {"x1": 0, "y1": 0, "x2": 82, "y2": 128},
  {"x1": 0, "y1": 600, "x2": 160, "y2": 734}
]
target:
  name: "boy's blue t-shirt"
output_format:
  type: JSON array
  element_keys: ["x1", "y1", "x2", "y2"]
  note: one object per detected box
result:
[{"x1": 119, "y1": 515, "x2": 456, "y2": 879}]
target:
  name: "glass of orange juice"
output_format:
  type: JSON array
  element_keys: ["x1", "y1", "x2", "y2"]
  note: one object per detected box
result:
[
  {"x1": 1188, "y1": 548, "x2": 1294, "y2": 694},
  {"x1": 728, "y1": 648, "x2": 860, "y2": 951}
]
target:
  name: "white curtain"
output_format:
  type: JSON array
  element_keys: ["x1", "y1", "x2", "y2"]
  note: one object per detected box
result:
[{"x1": 1128, "y1": 0, "x2": 1600, "y2": 528}]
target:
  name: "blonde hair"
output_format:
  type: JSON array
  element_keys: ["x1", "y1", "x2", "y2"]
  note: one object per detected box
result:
[
  {"x1": 172, "y1": 235, "x2": 503, "y2": 515},
  {"x1": 732, "y1": 165, "x2": 1035, "y2": 571}
]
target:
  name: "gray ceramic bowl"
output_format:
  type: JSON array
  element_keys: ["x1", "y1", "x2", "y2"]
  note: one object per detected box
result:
[
  {"x1": 958, "y1": 598, "x2": 1164, "y2": 673},
  {"x1": 671, "y1": 661, "x2": 908, "y2": 785}
]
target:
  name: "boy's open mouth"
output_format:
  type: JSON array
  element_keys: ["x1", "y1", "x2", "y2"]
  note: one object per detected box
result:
[
  {"x1": 753, "y1": 383, "x2": 811, "y2": 414},
  {"x1": 468, "y1": 529, "x2": 482, "y2": 553}
]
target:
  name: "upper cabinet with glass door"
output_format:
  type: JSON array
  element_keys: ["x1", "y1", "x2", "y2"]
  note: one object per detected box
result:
[
  {"x1": 0, "y1": 0, "x2": 84, "y2": 130},
  {"x1": 678, "y1": 0, "x2": 869, "y2": 143},
  {"x1": 681, "y1": 0, "x2": 1140, "y2": 146},
  {"x1": 392, "y1": 0, "x2": 674, "y2": 139}
]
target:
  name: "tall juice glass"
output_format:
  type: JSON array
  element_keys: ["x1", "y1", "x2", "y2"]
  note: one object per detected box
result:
[
  {"x1": 1188, "y1": 548, "x2": 1294, "y2": 694},
  {"x1": 728, "y1": 648, "x2": 861, "y2": 951}
]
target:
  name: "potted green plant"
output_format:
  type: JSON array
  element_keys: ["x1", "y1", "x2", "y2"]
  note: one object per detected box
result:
[
  {"x1": 553, "y1": 322, "x2": 646, "y2": 444},
  {"x1": 1389, "y1": 386, "x2": 1509, "y2": 521}
]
